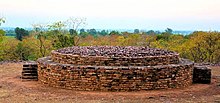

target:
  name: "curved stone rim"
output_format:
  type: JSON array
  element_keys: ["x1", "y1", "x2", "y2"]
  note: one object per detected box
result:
[
  {"x1": 51, "y1": 46, "x2": 180, "y2": 66},
  {"x1": 51, "y1": 51, "x2": 180, "y2": 66},
  {"x1": 39, "y1": 56, "x2": 192, "y2": 68},
  {"x1": 37, "y1": 57, "x2": 193, "y2": 91},
  {"x1": 51, "y1": 50, "x2": 179, "y2": 58}
]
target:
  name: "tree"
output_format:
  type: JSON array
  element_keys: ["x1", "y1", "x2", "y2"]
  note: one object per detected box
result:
[
  {"x1": 0, "y1": 17, "x2": 5, "y2": 26},
  {"x1": 15, "y1": 27, "x2": 29, "y2": 41},
  {"x1": 15, "y1": 42, "x2": 30, "y2": 61},
  {"x1": 69, "y1": 29, "x2": 77, "y2": 35},
  {"x1": 109, "y1": 31, "x2": 120, "y2": 35},
  {"x1": 146, "y1": 30, "x2": 156, "y2": 35},
  {"x1": 0, "y1": 29, "x2": 5, "y2": 42},
  {"x1": 88, "y1": 29, "x2": 97, "y2": 36},
  {"x1": 202, "y1": 32, "x2": 220, "y2": 62},
  {"x1": 134, "y1": 29, "x2": 140, "y2": 34},
  {"x1": 157, "y1": 28, "x2": 173, "y2": 41},
  {"x1": 47, "y1": 21, "x2": 73, "y2": 48},
  {"x1": 0, "y1": 38, "x2": 20, "y2": 61},
  {"x1": 21, "y1": 33, "x2": 54, "y2": 60},
  {"x1": 164, "y1": 28, "x2": 173, "y2": 35},
  {"x1": 32, "y1": 24, "x2": 48, "y2": 57},
  {"x1": 66, "y1": 17, "x2": 87, "y2": 31},
  {"x1": 47, "y1": 21, "x2": 70, "y2": 48},
  {"x1": 79, "y1": 29, "x2": 88, "y2": 38},
  {"x1": 48, "y1": 21, "x2": 66, "y2": 32},
  {"x1": 100, "y1": 30, "x2": 108, "y2": 36},
  {"x1": 66, "y1": 17, "x2": 87, "y2": 46},
  {"x1": 145, "y1": 34, "x2": 157, "y2": 47},
  {"x1": 0, "y1": 17, "x2": 5, "y2": 42},
  {"x1": 180, "y1": 31, "x2": 220, "y2": 63}
]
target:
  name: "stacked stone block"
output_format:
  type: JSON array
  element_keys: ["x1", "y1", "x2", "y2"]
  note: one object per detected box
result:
[
  {"x1": 193, "y1": 66, "x2": 211, "y2": 84},
  {"x1": 22, "y1": 63, "x2": 38, "y2": 81},
  {"x1": 37, "y1": 46, "x2": 194, "y2": 91},
  {"x1": 51, "y1": 51, "x2": 179, "y2": 66},
  {"x1": 51, "y1": 46, "x2": 180, "y2": 66}
]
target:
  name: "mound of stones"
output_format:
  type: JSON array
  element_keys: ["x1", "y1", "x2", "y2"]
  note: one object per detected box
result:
[{"x1": 37, "y1": 46, "x2": 194, "y2": 91}]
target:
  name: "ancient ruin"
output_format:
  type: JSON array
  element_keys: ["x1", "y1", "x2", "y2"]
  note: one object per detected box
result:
[{"x1": 37, "y1": 46, "x2": 194, "y2": 91}]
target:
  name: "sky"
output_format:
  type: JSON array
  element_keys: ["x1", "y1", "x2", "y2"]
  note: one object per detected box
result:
[{"x1": 0, "y1": 0, "x2": 220, "y2": 31}]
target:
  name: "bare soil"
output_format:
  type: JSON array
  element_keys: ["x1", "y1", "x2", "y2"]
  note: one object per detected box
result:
[{"x1": 0, "y1": 63, "x2": 220, "y2": 103}]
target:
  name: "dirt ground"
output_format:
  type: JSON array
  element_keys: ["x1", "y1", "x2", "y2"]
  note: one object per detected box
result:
[{"x1": 0, "y1": 63, "x2": 220, "y2": 103}]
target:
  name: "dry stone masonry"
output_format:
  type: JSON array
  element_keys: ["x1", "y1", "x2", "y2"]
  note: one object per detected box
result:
[
  {"x1": 193, "y1": 66, "x2": 211, "y2": 84},
  {"x1": 51, "y1": 46, "x2": 180, "y2": 66},
  {"x1": 22, "y1": 63, "x2": 38, "y2": 81},
  {"x1": 37, "y1": 46, "x2": 194, "y2": 91}
]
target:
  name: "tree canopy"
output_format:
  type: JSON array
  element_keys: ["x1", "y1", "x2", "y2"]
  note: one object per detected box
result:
[{"x1": 15, "y1": 27, "x2": 29, "y2": 41}]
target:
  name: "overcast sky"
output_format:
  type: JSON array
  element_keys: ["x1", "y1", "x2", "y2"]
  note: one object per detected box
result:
[{"x1": 0, "y1": 0, "x2": 220, "y2": 30}]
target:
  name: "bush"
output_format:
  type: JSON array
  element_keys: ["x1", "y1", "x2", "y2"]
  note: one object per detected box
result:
[{"x1": 0, "y1": 37, "x2": 20, "y2": 61}]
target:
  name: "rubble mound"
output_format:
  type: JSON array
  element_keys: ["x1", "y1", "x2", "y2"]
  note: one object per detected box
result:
[{"x1": 55, "y1": 46, "x2": 177, "y2": 57}]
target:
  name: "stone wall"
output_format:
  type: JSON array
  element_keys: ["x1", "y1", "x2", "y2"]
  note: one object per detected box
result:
[
  {"x1": 37, "y1": 57, "x2": 193, "y2": 91},
  {"x1": 51, "y1": 51, "x2": 180, "y2": 66}
]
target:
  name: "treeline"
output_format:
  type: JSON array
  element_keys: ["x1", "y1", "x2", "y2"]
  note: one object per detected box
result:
[
  {"x1": 3, "y1": 28, "x2": 163, "y2": 37},
  {"x1": 0, "y1": 18, "x2": 220, "y2": 63}
]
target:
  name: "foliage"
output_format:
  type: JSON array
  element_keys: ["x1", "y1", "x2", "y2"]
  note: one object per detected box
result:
[
  {"x1": 0, "y1": 29, "x2": 5, "y2": 42},
  {"x1": 87, "y1": 29, "x2": 97, "y2": 36},
  {"x1": 47, "y1": 21, "x2": 74, "y2": 48},
  {"x1": 1, "y1": 22, "x2": 220, "y2": 64},
  {"x1": 66, "y1": 17, "x2": 87, "y2": 31},
  {"x1": 0, "y1": 17, "x2": 6, "y2": 42},
  {"x1": 99, "y1": 30, "x2": 109, "y2": 36},
  {"x1": 180, "y1": 31, "x2": 220, "y2": 63},
  {"x1": 32, "y1": 24, "x2": 50, "y2": 57},
  {"x1": 15, "y1": 27, "x2": 29, "y2": 41},
  {"x1": 0, "y1": 17, "x2": 5, "y2": 26},
  {"x1": 15, "y1": 42, "x2": 32, "y2": 61},
  {"x1": 66, "y1": 17, "x2": 87, "y2": 45},
  {"x1": 109, "y1": 31, "x2": 120, "y2": 35},
  {"x1": 0, "y1": 38, "x2": 20, "y2": 60},
  {"x1": 79, "y1": 29, "x2": 89, "y2": 38},
  {"x1": 47, "y1": 18, "x2": 87, "y2": 47},
  {"x1": 146, "y1": 30, "x2": 157, "y2": 35},
  {"x1": 22, "y1": 35, "x2": 54, "y2": 60},
  {"x1": 53, "y1": 34, "x2": 75, "y2": 48},
  {"x1": 164, "y1": 28, "x2": 173, "y2": 35},
  {"x1": 134, "y1": 29, "x2": 140, "y2": 34}
]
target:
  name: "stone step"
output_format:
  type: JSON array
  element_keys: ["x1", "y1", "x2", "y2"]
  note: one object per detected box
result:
[
  {"x1": 22, "y1": 63, "x2": 38, "y2": 81},
  {"x1": 23, "y1": 67, "x2": 38, "y2": 71},
  {"x1": 22, "y1": 79, "x2": 38, "y2": 81},
  {"x1": 23, "y1": 64, "x2": 38, "y2": 68},
  {"x1": 22, "y1": 70, "x2": 38, "y2": 73},
  {"x1": 22, "y1": 76, "x2": 38, "y2": 79},
  {"x1": 22, "y1": 73, "x2": 38, "y2": 76}
]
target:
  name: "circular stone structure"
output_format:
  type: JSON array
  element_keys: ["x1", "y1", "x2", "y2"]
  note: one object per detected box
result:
[
  {"x1": 51, "y1": 46, "x2": 180, "y2": 66},
  {"x1": 37, "y1": 46, "x2": 194, "y2": 91}
]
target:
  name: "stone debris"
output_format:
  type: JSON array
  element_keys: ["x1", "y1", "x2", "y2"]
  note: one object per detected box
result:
[{"x1": 56, "y1": 46, "x2": 177, "y2": 57}]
